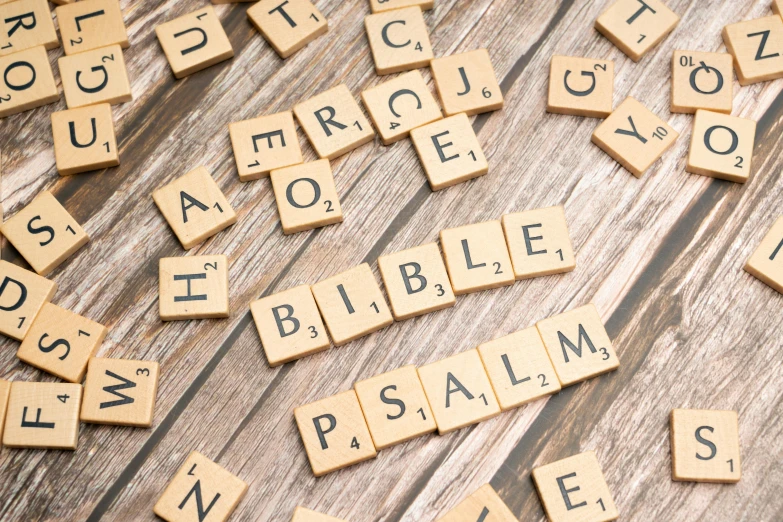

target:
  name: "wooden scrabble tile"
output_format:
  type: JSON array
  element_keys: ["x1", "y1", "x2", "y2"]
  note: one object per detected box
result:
[
  {"x1": 354, "y1": 365, "x2": 437, "y2": 450},
  {"x1": 532, "y1": 451, "x2": 618, "y2": 522},
  {"x1": 229, "y1": 111, "x2": 303, "y2": 181},
  {"x1": 409, "y1": 113, "x2": 488, "y2": 191},
  {"x1": 0, "y1": 380, "x2": 10, "y2": 441},
  {"x1": 294, "y1": 389, "x2": 377, "y2": 476},
  {"x1": 247, "y1": 0, "x2": 327, "y2": 59},
  {"x1": 437, "y1": 484, "x2": 516, "y2": 522},
  {"x1": 292, "y1": 507, "x2": 346, "y2": 522},
  {"x1": 2, "y1": 381, "x2": 82, "y2": 449},
  {"x1": 270, "y1": 159, "x2": 343, "y2": 234},
  {"x1": 686, "y1": 110, "x2": 756, "y2": 183},
  {"x1": 80, "y1": 357, "x2": 160, "y2": 427},
  {"x1": 0, "y1": 191, "x2": 89, "y2": 276},
  {"x1": 369, "y1": 0, "x2": 433, "y2": 14},
  {"x1": 594, "y1": 0, "x2": 679, "y2": 62},
  {"x1": 439, "y1": 220, "x2": 514, "y2": 296},
  {"x1": 155, "y1": 6, "x2": 234, "y2": 79},
  {"x1": 152, "y1": 166, "x2": 237, "y2": 249},
  {"x1": 547, "y1": 56, "x2": 614, "y2": 118},
  {"x1": 670, "y1": 409, "x2": 741, "y2": 483},
  {"x1": 671, "y1": 51, "x2": 733, "y2": 114},
  {"x1": 430, "y1": 49, "x2": 503, "y2": 117},
  {"x1": 365, "y1": 7, "x2": 433, "y2": 75},
  {"x1": 51, "y1": 103, "x2": 119, "y2": 176},
  {"x1": 0, "y1": 260, "x2": 57, "y2": 341},
  {"x1": 0, "y1": 0, "x2": 59, "y2": 56},
  {"x1": 154, "y1": 451, "x2": 248, "y2": 522},
  {"x1": 536, "y1": 304, "x2": 619, "y2": 388},
  {"x1": 723, "y1": 16, "x2": 783, "y2": 85},
  {"x1": 744, "y1": 216, "x2": 783, "y2": 294},
  {"x1": 311, "y1": 263, "x2": 393, "y2": 346},
  {"x1": 159, "y1": 255, "x2": 229, "y2": 321},
  {"x1": 591, "y1": 96, "x2": 678, "y2": 178},
  {"x1": 56, "y1": 0, "x2": 128, "y2": 56},
  {"x1": 361, "y1": 70, "x2": 442, "y2": 145},
  {"x1": 293, "y1": 84, "x2": 375, "y2": 160},
  {"x1": 0, "y1": 45, "x2": 58, "y2": 118},
  {"x1": 501, "y1": 205, "x2": 576, "y2": 280},
  {"x1": 59, "y1": 44, "x2": 132, "y2": 109},
  {"x1": 250, "y1": 284, "x2": 330, "y2": 366}
]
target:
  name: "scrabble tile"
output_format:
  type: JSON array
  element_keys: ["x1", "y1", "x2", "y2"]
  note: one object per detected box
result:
[
  {"x1": 0, "y1": 260, "x2": 57, "y2": 341},
  {"x1": 159, "y1": 255, "x2": 229, "y2": 321},
  {"x1": 591, "y1": 96, "x2": 678, "y2": 177},
  {"x1": 723, "y1": 16, "x2": 783, "y2": 85},
  {"x1": 155, "y1": 6, "x2": 234, "y2": 79},
  {"x1": 745, "y1": 216, "x2": 783, "y2": 294},
  {"x1": 671, "y1": 51, "x2": 733, "y2": 114},
  {"x1": 0, "y1": 190, "x2": 89, "y2": 276},
  {"x1": 369, "y1": 0, "x2": 433, "y2": 14},
  {"x1": 430, "y1": 49, "x2": 503, "y2": 117},
  {"x1": 686, "y1": 110, "x2": 756, "y2": 183},
  {"x1": 56, "y1": 0, "x2": 128, "y2": 56},
  {"x1": 294, "y1": 389, "x2": 377, "y2": 476},
  {"x1": 0, "y1": 45, "x2": 58, "y2": 118},
  {"x1": 439, "y1": 220, "x2": 514, "y2": 296},
  {"x1": 670, "y1": 409, "x2": 741, "y2": 483},
  {"x1": 51, "y1": 103, "x2": 119, "y2": 176},
  {"x1": 361, "y1": 70, "x2": 442, "y2": 145},
  {"x1": 247, "y1": 0, "x2": 327, "y2": 59},
  {"x1": 501, "y1": 205, "x2": 576, "y2": 280},
  {"x1": 594, "y1": 0, "x2": 679, "y2": 62},
  {"x1": 365, "y1": 7, "x2": 433, "y2": 75},
  {"x1": 437, "y1": 484, "x2": 516, "y2": 522},
  {"x1": 229, "y1": 111, "x2": 303, "y2": 181},
  {"x1": 532, "y1": 451, "x2": 618, "y2": 522},
  {"x1": 0, "y1": 0, "x2": 59, "y2": 57},
  {"x1": 775, "y1": 0, "x2": 783, "y2": 17},
  {"x1": 270, "y1": 159, "x2": 343, "y2": 234},
  {"x1": 250, "y1": 284, "x2": 330, "y2": 366},
  {"x1": 152, "y1": 166, "x2": 237, "y2": 249},
  {"x1": 59, "y1": 44, "x2": 132, "y2": 109},
  {"x1": 154, "y1": 451, "x2": 248, "y2": 522},
  {"x1": 409, "y1": 113, "x2": 488, "y2": 191},
  {"x1": 354, "y1": 365, "x2": 437, "y2": 450},
  {"x1": 310, "y1": 263, "x2": 393, "y2": 346},
  {"x1": 2, "y1": 381, "x2": 82, "y2": 449},
  {"x1": 547, "y1": 56, "x2": 614, "y2": 118},
  {"x1": 477, "y1": 327, "x2": 560, "y2": 412},
  {"x1": 536, "y1": 304, "x2": 619, "y2": 388},
  {"x1": 292, "y1": 507, "x2": 346, "y2": 522},
  {"x1": 80, "y1": 357, "x2": 160, "y2": 427},
  {"x1": 0, "y1": 380, "x2": 10, "y2": 441},
  {"x1": 293, "y1": 84, "x2": 375, "y2": 160}
]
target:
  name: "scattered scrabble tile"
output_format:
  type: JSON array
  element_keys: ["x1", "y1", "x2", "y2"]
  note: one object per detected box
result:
[
  {"x1": 536, "y1": 304, "x2": 619, "y2": 387},
  {"x1": 437, "y1": 484, "x2": 516, "y2": 522},
  {"x1": 2, "y1": 381, "x2": 82, "y2": 449},
  {"x1": 594, "y1": 0, "x2": 679, "y2": 62},
  {"x1": 155, "y1": 6, "x2": 234, "y2": 79},
  {"x1": 417, "y1": 349, "x2": 500, "y2": 434},
  {"x1": 354, "y1": 365, "x2": 437, "y2": 450},
  {"x1": 686, "y1": 110, "x2": 756, "y2": 183},
  {"x1": 229, "y1": 111, "x2": 303, "y2": 181},
  {"x1": 365, "y1": 6, "x2": 433, "y2": 75},
  {"x1": 723, "y1": 16, "x2": 783, "y2": 85},
  {"x1": 377, "y1": 242, "x2": 455, "y2": 320},
  {"x1": 292, "y1": 507, "x2": 346, "y2": 522},
  {"x1": 152, "y1": 166, "x2": 237, "y2": 249},
  {"x1": 51, "y1": 103, "x2": 120, "y2": 176},
  {"x1": 247, "y1": 0, "x2": 328, "y2": 59},
  {"x1": 439, "y1": 220, "x2": 514, "y2": 295},
  {"x1": 154, "y1": 451, "x2": 248, "y2": 522},
  {"x1": 80, "y1": 357, "x2": 160, "y2": 427},
  {"x1": 671, "y1": 51, "x2": 733, "y2": 114},
  {"x1": 532, "y1": 451, "x2": 618, "y2": 522},
  {"x1": 547, "y1": 56, "x2": 614, "y2": 118},
  {"x1": 59, "y1": 44, "x2": 132, "y2": 109},
  {"x1": 0, "y1": 0, "x2": 59, "y2": 57},
  {"x1": 0, "y1": 379, "x2": 9, "y2": 440},
  {"x1": 430, "y1": 49, "x2": 503, "y2": 117},
  {"x1": 294, "y1": 390, "x2": 377, "y2": 476},
  {"x1": 159, "y1": 255, "x2": 229, "y2": 321},
  {"x1": 369, "y1": 0, "x2": 433, "y2": 14},
  {"x1": 250, "y1": 284, "x2": 330, "y2": 366},
  {"x1": 0, "y1": 260, "x2": 57, "y2": 341},
  {"x1": 56, "y1": 0, "x2": 129, "y2": 56},
  {"x1": 0, "y1": 45, "x2": 58, "y2": 118},
  {"x1": 591, "y1": 96, "x2": 678, "y2": 177},
  {"x1": 744, "y1": 216, "x2": 783, "y2": 294},
  {"x1": 270, "y1": 159, "x2": 343, "y2": 234},
  {"x1": 0, "y1": 191, "x2": 89, "y2": 276},
  {"x1": 361, "y1": 70, "x2": 442, "y2": 145},
  {"x1": 409, "y1": 113, "x2": 488, "y2": 191},
  {"x1": 670, "y1": 409, "x2": 741, "y2": 483},
  {"x1": 501, "y1": 205, "x2": 576, "y2": 280}
]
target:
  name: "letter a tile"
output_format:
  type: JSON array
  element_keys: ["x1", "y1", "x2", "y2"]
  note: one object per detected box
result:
[
  {"x1": 686, "y1": 110, "x2": 756, "y2": 183},
  {"x1": 595, "y1": 0, "x2": 679, "y2": 62},
  {"x1": 2, "y1": 381, "x2": 82, "y2": 449},
  {"x1": 670, "y1": 409, "x2": 741, "y2": 483},
  {"x1": 437, "y1": 484, "x2": 516, "y2": 522},
  {"x1": 547, "y1": 56, "x2": 614, "y2": 118},
  {"x1": 159, "y1": 255, "x2": 229, "y2": 320},
  {"x1": 51, "y1": 103, "x2": 120, "y2": 176},
  {"x1": 723, "y1": 16, "x2": 783, "y2": 85},
  {"x1": 0, "y1": 260, "x2": 57, "y2": 341},
  {"x1": 745, "y1": 216, "x2": 783, "y2": 294},
  {"x1": 439, "y1": 220, "x2": 514, "y2": 295},
  {"x1": 229, "y1": 111, "x2": 303, "y2": 181},
  {"x1": 248, "y1": 0, "x2": 328, "y2": 59},
  {"x1": 671, "y1": 51, "x2": 733, "y2": 114},
  {"x1": 58, "y1": 44, "x2": 132, "y2": 109},
  {"x1": 80, "y1": 357, "x2": 160, "y2": 427},
  {"x1": 292, "y1": 507, "x2": 346, "y2": 522},
  {"x1": 0, "y1": 46, "x2": 59, "y2": 119},
  {"x1": 56, "y1": 0, "x2": 129, "y2": 56},
  {"x1": 0, "y1": 0, "x2": 59, "y2": 57},
  {"x1": 430, "y1": 49, "x2": 503, "y2": 117},
  {"x1": 270, "y1": 159, "x2": 343, "y2": 234},
  {"x1": 365, "y1": 6, "x2": 433, "y2": 75}
]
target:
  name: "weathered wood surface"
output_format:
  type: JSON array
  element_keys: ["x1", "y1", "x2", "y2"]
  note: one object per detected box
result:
[{"x1": 1, "y1": 0, "x2": 782, "y2": 520}]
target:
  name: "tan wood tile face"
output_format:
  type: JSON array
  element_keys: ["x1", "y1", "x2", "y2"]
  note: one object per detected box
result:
[
  {"x1": 159, "y1": 255, "x2": 229, "y2": 320},
  {"x1": 0, "y1": 45, "x2": 58, "y2": 118},
  {"x1": 270, "y1": 159, "x2": 343, "y2": 234},
  {"x1": 247, "y1": 0, "x2": 328, "y2": 59},
  {"x1": 436, "y1": 484, "x2": 516, "y2": 522},
  {"x1": 774, "y1": 0, "x2": 783, "y2": 17},
  {"x1": 365, "y1": 7, "x2": 433, "y2": 75},
  {"x1": 594, "y1": 0, "x2": 679, "y2": 62},
  {"x1": 430, "y1": 49, "x2": 503, "y2": 117},
  {"x1": 686, "y1": 110, "x2": 756, "y2": 183},
  {"x1": 670, "y1": 409, "x2": 741, "y2": 483},
  {"x1": 80, "y1": 357, "x2": 160, "y2": 427},
  {"x1": 56, "y1": 0, "x2": 128, "y2": 56},
  {"x1": 502, "y1": 205, "x2": 576, "y2": 280},
  {"x1": 368, "y1": 0, "x2": 433, "y2": 14},
  {"x1": 0, "y1": 260, "x2": 57, "y2": 341},
  {"x1": 671, "y1": 51, "x2": 734, "y2": 114},
  {"x1": 0, "y1": 0, "x2": 59, "y2": 57},
  {"x1": 0, "y1": 380, "x2": 9, "y2": 441},
  {"x1": 229, "y1": 111, "x2": 303, "y2": 181},
  {"x1": 745, "y1": 215, "x2": 783, "y2": 293},
  {"x1": 547, "y1": 56, "x2": 614, "y2": 118},
  {"x1": 439, "y1": 220, "x2": 514, "y2": 295},
  {"x1": 723, "y1": 16, "x2": 783, "y2": 85},
  {"x1": 292, "y1": 507, "x2": 346, "y2": 522},
  {"x1": 2, "y1": 381, "x2": 82, "y2": 450},
  {"x1": 59, "y1": 44, "x2": 132, "y2": 109},
  {"x1": 51, "y1": 103, "x2": 119, "y2": 176}
]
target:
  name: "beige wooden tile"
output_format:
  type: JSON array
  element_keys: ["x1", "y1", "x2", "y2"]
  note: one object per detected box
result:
[
  {"x1": 159, "y1": 255, "x2": 229, "y2": 321},
  {"x1": 0, "y1": 190, "x2": 89, "y2": 276},
  {"x1": 229, "y1": 111, "x2": 303, "y2": 181},
  {"x1": 56, "y1": 0, "x2": 128, "y2": 56},
  {"x1": 80, "y1": 357, "x2": 159, "y2": 427},
  {"x1": 723, "y1": 16, "x2": 783, "y2": 85},
  {"x1": 0, "y1": 260, "x2": 57, "y2": 341},
  {"x1": 292, "y1": 507, "x2": 346, "y2": 522},
  {"x1": 0, "y1": 0, "x2": 59, "y2": 56},
  {"x1": 155, "y1": 6, "x2": 234, "y2": 79},
  {"x1": 0, "y1": 380, "x2": 10, "y2": 441},
  {"x1": 594, "y1": 0, "x2": 679, "y2": 62},
  {"x1": 354, "y1": 365, "x2": 437, "y2": 450},
  {"x1": 51, "y1": 103, "x2": 119, "y2": 176},
  {"x1": 502, "y1": 205, "x2": 576, "y2": 280},
  {"x1": 59, "y1": 44, "x2": 132, "y2": 109},
  {"x1": 250, "y1": 284, "x2": 330, "y2": 366},
  {"x1": 152, "y1": 166, "x2": 237, "y2": 249},
  {"x1": 410, "y1": 113, "x2": 488, "y2": 190},
  {"x1": 2, "y1": 381, "x2": 82, "y2": 449},
  {"x1": 671, "y1": 51, "x2": 733, "y2": 114},
  {"x1": 369, "y1": 0, "x2": 433, "y2": 14},
  {"x1": 686, "y1": 109, "x2": 756, "y2": 183},
  {"x1": 547, "y1": 55, "x2": 614, "y2": 118},
  {"x1": 437, "y1": 484, "x2": 516, "y2": 522},
  {"x1": 270, "y1": 159, "x2": 343, "y2": 234},
  {"x1": 361, "y1": 70, "x2": 442, "y2": 145},
  {"x1": 430, "y1": 49, "x2": 503, "y2": 117},
  {"x1": 365, "y1": 7, "x2": 433, "y2": 75},
  {"x1": 247, "y1": 0, "x2": 327, "y2": 59},
  {"x1": 591, "y1": 96, "x2": 678, "y2": 177},
  {"x1": 294, "y1": 389, "x2": 377, "y2": 476},
  {"x1": 774, "y1": 0, "x2": 783, "y2": 17},
  {"x1": 745, "y1": 216, "x2": 783, "y2": 294},
  {"x1": 0, "y1": 45, "x2": 58, "y2": 118},
  {"x1": 670, "y1": 409, "x2": 741, "y2": 483},
  {"x1": 154, "y1": 451, "x2": 248, "y2": 522},
  {"x1": 536, "y1": 304, "x2": 619, "y2": 388}
]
